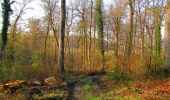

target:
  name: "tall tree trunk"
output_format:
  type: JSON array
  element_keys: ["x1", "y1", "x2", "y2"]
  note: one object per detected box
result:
[
  {"x1": 146, "y1": 22, "x2": 152, "y2": 77},
  {"x1": 10, "y1": 3, "x2": 26, "y2": 68},
  {"x1": 156, "y1": 18, "x2": 162, "y2": 58},
  {"x1": 1, "y1": 0, "x2": 12, "y2": 53},
  {"x1": 58, "y1": 0, "x2": 66, "y2": 73},
  {"x1": 52, "y1": 27, "x2": 59, "y2": 49},
  {"x1": 88, "y1": 0, "x2": 93, "y2": 69},
  {"x1": 52, "y1": 27, "x2": 59, "y2": 62},
  {"x1": 93, "y1": 22, "x2": 96, "y2": 54},
  {"x1": 115, "y1": 17, "x2": 120, "y2": 70},
  {"x1": 165, "y1": 0, "x2": 170, "y2": 72},
  {"x1": 96, "y1": 0, "x2": 105, "y2": 71},
  {"x1": 125, "y1": 0, "x2": 134, "y2": 73},
  {"x1": 106, "y1": 26, "x2": 109, "y2": 54},
  {"x1": 10, "y1": 15, "x2": 20, "y2": 76},
  {"x1": 82, "y1": 17, "x2": 87, "y2": 68},
  {"x1": 155, "y1": 16, "x2": 162, "y2": 71},
  {"x1": 44, "y1": 25, "x2": 50, "y2": 62}
]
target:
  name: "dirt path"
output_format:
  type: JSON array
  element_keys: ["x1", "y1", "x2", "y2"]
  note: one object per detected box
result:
[{"x1": 74, "y1": 76, "x2": 170, "y2": 100}]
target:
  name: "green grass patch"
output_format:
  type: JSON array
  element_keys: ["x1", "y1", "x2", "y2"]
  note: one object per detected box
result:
[
  {"x1": 85, "y1": 93, "x2": 101, "y2": 100},
  {"x1": 33, "y1": 91, "x2": 66, "y2": 100}
]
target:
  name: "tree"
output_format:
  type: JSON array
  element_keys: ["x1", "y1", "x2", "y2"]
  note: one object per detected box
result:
[
  {"x1": 108, "y1": 0, "x2": 126, "y2": 76},
  {"x1": 65, "y1": 5, "x2": 75, "y2": 69},
  {"x1": 1, "y1": 0, "x2": 14, "y2": 52},
  {"x1": 95, "y1": 0, "x2": 105, "y2": 71},
  {"x1": 73, "y1": 0, "x2": 90, "y2": 68},
  {"x1": 165, "y1": 0, "x2": 170, "y2": 72},
  {"x1": 41, "y1": 0, "x2": 59, "y2": 62},
  {"x1": 10, "y1": 0, "x2": 31, "y2": 68},
  {"x1": 154, "y1": 0, "x2": 164, "y2": 69},
  {"x1": 28, "y1": 18, "x2": 43, "y2": 50},
  {"x1": 88, "y1": 0, "x2": 93, "y2": 68},
  {"x1": 58, "y1": 0, "x2": 66, "y2": 73},
  {"x1": 124, "y1": 0, "x2": 134, "y2": 73}
]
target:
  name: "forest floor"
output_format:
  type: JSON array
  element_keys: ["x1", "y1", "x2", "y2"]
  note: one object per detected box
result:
[{"x1": 0, "y1": 73, "x2": 170, "y2": 100}]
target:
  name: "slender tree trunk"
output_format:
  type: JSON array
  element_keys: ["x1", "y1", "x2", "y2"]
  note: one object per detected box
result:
[
  {"x1": 52, "y1": 27, "x2": 59, "y2": 49},
  {"x1": 115, "y1": 17, "x2": 119, "y2": 69},
  {"x1": 52, "y1": 27, "x2": 59, "y2": 62},
  {"x1": 83, "y1": 17, "x2": 88, "y2": 68},
  {"x1": 10, "y1": 16, "x2": 20, "y2": 75},
  {"x1": 137, "y1": 1, "x2": 144, "y2": 58},
  {"x1": 88, "y1": 0, "x2": 93, "y2": 69},
  {"x1": 66, "y1": 32, "x2": 72, "y2": 69},
  {"x1": 106, "y1": 27, "x2": 109, "y2": 54},
  {"x1": 11, "y1": 5, "x2": 25, "y2": 67},
  {"x1": 44, "y1": 25, "x2": 50, "y2": 62},
  {"x1": 55, "y1": 42, "x2": 57, "y2": 61},
  {"x1": 11, "y1": 21, "x2": 17, "y2": 67},
  {"x1": 146, "y1": 23, "x2": 152, "y2": 77}
]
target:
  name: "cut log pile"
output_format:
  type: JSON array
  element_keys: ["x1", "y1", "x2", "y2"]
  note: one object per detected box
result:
[
  {"x1": 0, "y1": 80, "x2": 25, "y2": 93},
  {"x1": 0, "y1": 76, "x2": 66, "y2": 94}
]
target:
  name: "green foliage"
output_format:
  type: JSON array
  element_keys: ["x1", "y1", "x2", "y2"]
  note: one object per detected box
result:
[
  {"x1": 100, "y1": 90, "x2": 115, "y2": 99},
  {"x1": 114, "y1": 95, "x2": 141, "y2": 100},
  {"x1": 150, "y1": 49, "x2": 164, "y2": 66},
  {"x1": 33, "y1": 91, "x2": 66, "y2": 100},
  {"x1": 83, "y1": 84, "x2": 99, "y2": 91},
  {"x1": 19, "y1": 48, "x2": 32, "y2": 65},
  {"x1": 31, "y1": 50, "x2": 43, "y2": 70},
  {"x1": 115, "y1": 87, "x2": 128, "y2": 94},
  {"x1": 80, "y1": 77, "x2": 94, "y2": 85},
  {"x1": 0, "y1": 62, "x2": 10, "y2": 81},
  {"x1": 83, "y1": 84, "x2": 91, "y2": 91},
  {"x1": 0, "y1": 47, "x2": 29, "y2": 81},
  {"x1": 85, "y1": 94, "x2": 101, "y2": 100},
  {"x1": 0, "y1": 58, "x2": 25, "y2": 81},
  {"x1": 100, "y1": 88, "x2": 142, "y2": 100},
  {"x1": 0, "y1": 49, "x2": 13, "y2": 81},
  {"x1": 149, "y1": 68, "x2": 169, "y2": 79},
  {"x1": 106, "y1": 71, "x2": 126, "y2": 82},
  {"x1": 113, "y1": 64, "x2": 121, "y2": 81}
]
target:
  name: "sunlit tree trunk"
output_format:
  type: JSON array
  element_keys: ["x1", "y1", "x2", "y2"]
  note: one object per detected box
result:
[
  {"x1": 115, "y1": 17, "x2": 120, "y2": 70},
  {"x1": 93, "y1": 21, "x2": 96, "y2": 55},
  {"x1": 88, "y1": 0, "x2": 93, "y2": 69},
  {"x1": 82, "y1": 16, "x2": 88, "y2": 68},
  {"x1": 44, "y1": 23, "x2": 50, "y2": 62},
  {"x1": 165, "y1": 0, "x2": 170, "y2": 72}
]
